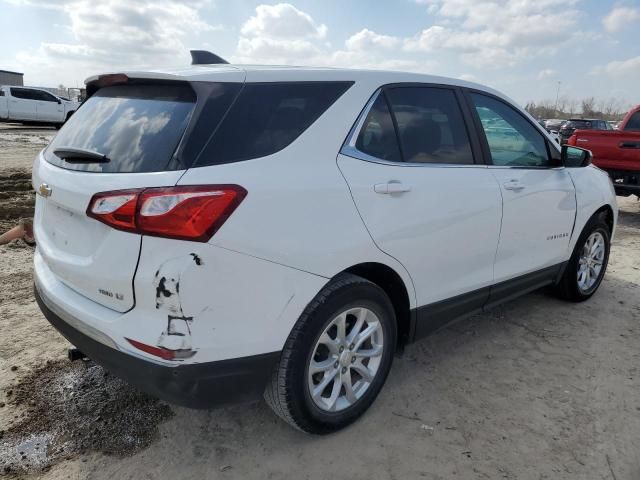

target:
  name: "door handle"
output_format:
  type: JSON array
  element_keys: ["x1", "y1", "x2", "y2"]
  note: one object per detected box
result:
[
  {"x1": 503, "y1": 180, "x2": 525, "y2": 191},
  {"x1": 374, "y1": 182, "x2": 411, "y2": 194}
]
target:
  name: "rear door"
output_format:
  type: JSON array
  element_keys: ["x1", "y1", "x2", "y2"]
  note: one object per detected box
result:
[
  {"x1": 33, "y1": 82, "x2": 203, "y2": 312},
  {"x1": 466, "y1": 91, "x2": 576, "y2": 287},
  {"x1": 338, "y1": 85, "x2": 502, "y2": 334},
  {"x1": 9, "y1": 87, "x2": 38, "y2": 120}
]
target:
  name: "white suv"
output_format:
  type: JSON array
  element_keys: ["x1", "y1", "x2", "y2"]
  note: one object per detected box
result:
[{"x1": 32, "y1": 60, "x2": 617, "y2": 434}]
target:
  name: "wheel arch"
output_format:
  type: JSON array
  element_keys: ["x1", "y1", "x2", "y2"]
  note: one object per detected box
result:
[
  {"x1": 339, "y1": 262, "x2": 414, "y2": 349},
  {"x1": 593, "y1": 204, "x2": 615, "y2": 235}
]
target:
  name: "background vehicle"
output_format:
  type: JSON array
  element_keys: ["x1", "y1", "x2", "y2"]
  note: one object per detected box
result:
[
  {"x1": 568, "y1": 105, "x2": 640, "y2": 198},
  {"x1": 32, "y1": 56, "x2": 617, "y2": 434},
  {"x1": 0, "y1": 85, "x2": 78, "y2": 127},
  {"x1": 559, "y1": 118, "x2": 610, "y2": 144},
  {"x1": 543, "y1": 118, "x2": 565, "y2": 143},
  {"x1": 544, "y1": 119, "x2": 567, "y2": 131}
]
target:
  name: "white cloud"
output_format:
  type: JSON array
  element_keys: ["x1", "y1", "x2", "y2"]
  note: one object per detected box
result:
[
  {"x1": 240, "y1": 3, "x2": 327, "y2": 40},
  {"x1": 11, "y1": 0, "x2": 221, "y2": 84},
  {"x1": 409, "y1": 0, "x2": 582, "y2": 67},
  {"x1": 234, "y1": 3, "x2": 328, "y2": 63},
  {"x1": 592, "y1": 56, "x2": 640, "y2": 78},
  {"x1": 345, "y1": 29, "x2": 400, "y2": 51},
  {"x1": 537, "y1": 68, "x2": 556, "y2": 80},
  {"x1": 603, "y1": 6, "x2": 640, "y2": 32}
]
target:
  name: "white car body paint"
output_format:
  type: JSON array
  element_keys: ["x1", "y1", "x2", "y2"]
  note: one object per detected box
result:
[{"x1": 32, "y1": 65, "x2": 617, "y2": 371}]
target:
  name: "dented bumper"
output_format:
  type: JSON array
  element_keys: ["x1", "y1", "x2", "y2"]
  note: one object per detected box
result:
[{"x1": 35, "y1": 283, "x2": 280, "y2": 408}]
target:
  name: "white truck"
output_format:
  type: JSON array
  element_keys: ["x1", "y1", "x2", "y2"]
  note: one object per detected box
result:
[{"x1": 0, "y1": 85, "x2": 79, "y2": 128}]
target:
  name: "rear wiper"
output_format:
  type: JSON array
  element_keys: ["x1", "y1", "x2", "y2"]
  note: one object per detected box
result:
[{"x1": 53, "y1": 147, "x2": 110, "y2": 163}]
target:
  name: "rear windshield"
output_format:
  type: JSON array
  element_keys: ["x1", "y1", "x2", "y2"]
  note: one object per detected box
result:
[
  {"x1": 44, "y1": 84, "x2": 196, "y2": 173},
  {"x1": 194, "y1": 82, "x2": 353, "y2": 166}
]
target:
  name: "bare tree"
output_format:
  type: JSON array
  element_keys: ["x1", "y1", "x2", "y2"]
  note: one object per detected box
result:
[
  {"x1": 556, "y1": 95, "x2": 569, "y2": 115},
  {"x1": 602, "y1": 97, "x2": 624, "y2": 119},
  {"x1": 581, "y1": 97, "x2": 596, "y2": 116}
]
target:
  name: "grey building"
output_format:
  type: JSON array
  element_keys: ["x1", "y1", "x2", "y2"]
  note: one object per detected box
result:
[{"x1": 0, "y1": 69, "x2": 24, "y2": 86}]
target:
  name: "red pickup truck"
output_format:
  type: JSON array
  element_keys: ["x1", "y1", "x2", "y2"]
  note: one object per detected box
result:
[{"x1": 568, "y1": 105, "x2": 640, "y2": 197}]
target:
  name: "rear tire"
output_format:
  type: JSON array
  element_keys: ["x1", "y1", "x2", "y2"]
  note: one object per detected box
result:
[
  {"x1": 265, "y1": 273, "x2": 397, "y2": 434},
  {"x1": 554, "y1": 213, "x2": 610, "y2": 302}
]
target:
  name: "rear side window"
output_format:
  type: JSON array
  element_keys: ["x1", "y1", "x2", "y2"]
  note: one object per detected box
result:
[
  {"x1": 11, "y1": 88, "x2": 38, "y2": 100},
  {"x1": 624, "y1": 112, "x2": 640, "y2": 131},
  {"x1": 195, "y1": 82, "x2": 352, "y2": 166},
  {"x1": 385, "y1": 87, "x2": 474, "y2": 165},
  {"x1": 355, "y1": 93, "x2": 401, "y2": 162},
  {"x1": 45, "y1": 84, "x2": 196, "y2": 173}
]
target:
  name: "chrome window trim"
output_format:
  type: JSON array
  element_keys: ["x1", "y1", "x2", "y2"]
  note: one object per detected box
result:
[{"x1": 340, "y1": 87, "x2": 484, "y2": 169}]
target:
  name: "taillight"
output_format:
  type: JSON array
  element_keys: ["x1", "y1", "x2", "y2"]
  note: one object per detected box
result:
[
  {"x1": 87, "y1": 185, "x2": 246, "y2": 241},
  {"x1": 86, "y1": 189, "x2": 139, "y2": 232}
]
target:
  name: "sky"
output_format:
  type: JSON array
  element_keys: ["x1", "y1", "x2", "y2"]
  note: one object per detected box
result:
[{"x1": 0, "y1": 0, "x2": 638, "y2": 109}]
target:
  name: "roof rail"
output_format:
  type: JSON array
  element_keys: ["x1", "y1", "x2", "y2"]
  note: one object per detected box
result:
[{"x1": 190, "y1": 50, "x2": 229, "y2": 65}]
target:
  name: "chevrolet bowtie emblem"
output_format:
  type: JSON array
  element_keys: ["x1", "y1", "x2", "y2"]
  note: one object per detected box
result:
[{"x1": 38, "y1": 183, "x2": 52, "y2": 197}]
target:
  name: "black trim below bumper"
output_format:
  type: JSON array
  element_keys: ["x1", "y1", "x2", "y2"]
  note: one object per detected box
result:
[
  {"x1": 602, "y1": 169, "x2": 640, "y2": 193},
  {"x1": 34, "y1": 285, "x2": 281, "y2": 409}
]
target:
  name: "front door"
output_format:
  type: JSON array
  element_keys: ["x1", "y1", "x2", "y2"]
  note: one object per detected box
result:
[
  {"x1": 338, "y1": 86, "x2": 502, "y2": 335},
  {"x1": 467, "y1": 92, "x2": 576, "y2": 286},
  {"x1": 35, "y1": 90, "x2": 63, "y2": 122}
]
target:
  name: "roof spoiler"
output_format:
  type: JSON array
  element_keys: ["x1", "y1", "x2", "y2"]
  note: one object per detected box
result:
[{"x1": 190, "y1": 50, "x2": 229, "y2": 65}]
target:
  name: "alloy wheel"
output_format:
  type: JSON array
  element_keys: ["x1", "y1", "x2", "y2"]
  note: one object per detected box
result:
[
  {"x1": 577, "y1": 231, "x2": 606, "y2": 293},
  {"x1": 307, "y1": 307, "x2": 384, "y2": 412}
]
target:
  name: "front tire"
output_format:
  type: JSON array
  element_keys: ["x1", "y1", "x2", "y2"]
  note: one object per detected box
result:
[
  {"x1": 555, "y1": 213, "x2": 611, "y2": 302},
  {"x1": 265, "y1": 273, "x2": 397, "y2": 434}
]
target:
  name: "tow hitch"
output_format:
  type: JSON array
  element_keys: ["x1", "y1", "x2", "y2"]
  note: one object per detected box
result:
[{"x1": 68, "y1": 347, "x2": 88, "y2": 362}]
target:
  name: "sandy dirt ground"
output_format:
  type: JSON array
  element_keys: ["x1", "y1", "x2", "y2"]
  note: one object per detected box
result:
[{"x1": 1, "y1": 125, "x2": 639, "y2": 480}]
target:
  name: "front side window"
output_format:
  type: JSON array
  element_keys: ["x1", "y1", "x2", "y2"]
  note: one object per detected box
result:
[
  {"x1": 386, "y1": 87, "x2": 473, "y2": 165},
  {"x1": 625, "y1": 112, "x2": 640, "y2": 131},
  {"x1": 471, "y1": 93, "x2": 550, "y2": 167},
  {"x1": 38, "y1": 91, "x2": 58, "y2": 102},
  {"x1": 354, "y1": 93, "x2": 401, "y2": 162}
]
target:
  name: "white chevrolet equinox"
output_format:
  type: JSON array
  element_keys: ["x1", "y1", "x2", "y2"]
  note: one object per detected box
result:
[{"x1": 32, "y1": 54, "x2": 617, "y2": 434}]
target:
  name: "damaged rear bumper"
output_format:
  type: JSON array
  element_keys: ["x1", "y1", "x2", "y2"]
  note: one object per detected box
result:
[{"x1": 34, "y1": 283, "x2": 281, "y2": 409}]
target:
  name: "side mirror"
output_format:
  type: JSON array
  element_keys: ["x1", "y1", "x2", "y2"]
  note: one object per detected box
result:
[
  {"x1": 56, "y1": 98, "x2": 62, "y2": 104},
  {"x1": 561, "y1": 145, "x2": 592, "y2": 168}
]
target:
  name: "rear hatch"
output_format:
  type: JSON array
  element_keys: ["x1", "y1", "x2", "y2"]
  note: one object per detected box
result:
[{"x1": 33, "y1": 79, "x2": 234, "y2": 312}]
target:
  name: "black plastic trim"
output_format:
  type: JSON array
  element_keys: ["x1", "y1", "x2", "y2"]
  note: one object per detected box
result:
[
  {"x1": 35, "y1": 285, "x2": 281, "y2": 409},
  {"x1": 410, "y1": 263, "x2": 565, "y2": 341}
]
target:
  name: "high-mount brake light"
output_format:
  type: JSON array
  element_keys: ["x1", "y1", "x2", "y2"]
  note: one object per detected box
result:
[
  {"x1": 95, "y1": 73, "x2": 129, "y2": 88},
  {"x1": 86, "y1": 185, "x2": 247, "y2": 241}
]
